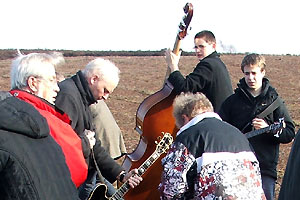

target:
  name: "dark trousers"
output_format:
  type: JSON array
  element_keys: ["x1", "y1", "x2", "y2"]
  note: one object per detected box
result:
[{"x1": 262, "y1": 174, "x2": 276, "y2": 200}]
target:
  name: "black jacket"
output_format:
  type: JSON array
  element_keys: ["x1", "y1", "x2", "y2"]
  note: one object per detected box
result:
[
  {"x1": 0, "y1": 94, "x2": 79, "y2": 200},
  {"x1": 56, "y1": 71, "x2": 123, "y2": 183},
  {"x1": 219, "y1": 78, "x2": 295, "y2": 179},
  {"x1": 168, "y1": 51, "x2": 233, "y2": 112},
  {"x1": 278, "y1": 129, "x2": 300, "y2": 200}
]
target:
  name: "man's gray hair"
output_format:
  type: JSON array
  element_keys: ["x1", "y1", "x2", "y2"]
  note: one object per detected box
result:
[
  {"x1": 10, "y1": 52, "x2": 65, "y2": 89},
  {"x1": 82, "y1": 58, "x2": 120, "y2": 85},
  {"x1": 173, "y1": 92, "x2": 213, "y2": 128}
]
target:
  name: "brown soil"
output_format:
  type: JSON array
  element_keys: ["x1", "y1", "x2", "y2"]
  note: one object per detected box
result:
[{"x1": 1, "y1": 54, "x2": 299, "y2": 198}]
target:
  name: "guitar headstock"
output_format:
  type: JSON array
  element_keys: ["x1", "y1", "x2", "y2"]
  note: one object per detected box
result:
[
  {"x1": 271, "y1": 117, "x2": 285, "y2": 138},
  {"x1": 155, "y1": 132, "x2": 173, "y2": 154},
  {"x1": 177, "y1": 3, "x2": 193, "y2": 40}
]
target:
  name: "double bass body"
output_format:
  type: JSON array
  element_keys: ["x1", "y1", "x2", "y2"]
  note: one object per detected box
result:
[
  {"x1": 122, "y1": 3, "x2": 193, "y2": 199},
  {"x1": 122, "y1": 80, "x2": 178, "y2": 199}
]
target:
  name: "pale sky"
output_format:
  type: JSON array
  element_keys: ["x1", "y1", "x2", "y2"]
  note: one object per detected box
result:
[{"x1": 0, "y1": 0, "x2": 299, "y2": 55}]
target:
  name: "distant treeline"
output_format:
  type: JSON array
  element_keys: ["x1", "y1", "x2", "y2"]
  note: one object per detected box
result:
[{"x1": 0, "y1": 49, "x2": 199, "y2": 60}]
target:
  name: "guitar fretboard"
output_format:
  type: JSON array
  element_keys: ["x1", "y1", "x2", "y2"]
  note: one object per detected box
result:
[
  {"x1": 246, "y1": 126, "x2": 272, "y2": 138},
  {"x1": 111, "y1": 151, "x2": 161, "y2": 199}
]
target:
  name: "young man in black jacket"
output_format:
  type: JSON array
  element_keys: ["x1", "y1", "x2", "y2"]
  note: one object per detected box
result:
[
  {"x1": 218, "y1": 53, "x2": 295, "y2": 200},
  {"x1": 165, "y1": 30, "x2": 233, "y2": 112}
]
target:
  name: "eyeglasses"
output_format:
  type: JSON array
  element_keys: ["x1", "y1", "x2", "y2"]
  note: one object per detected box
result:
[{"x1": 36, "y1": 76, "x2": 58, "y2": 84}]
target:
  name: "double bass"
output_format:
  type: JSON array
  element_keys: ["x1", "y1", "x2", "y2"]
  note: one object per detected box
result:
[{"x1": 122, "y1": 3, "x2": 193, "y2": 199}]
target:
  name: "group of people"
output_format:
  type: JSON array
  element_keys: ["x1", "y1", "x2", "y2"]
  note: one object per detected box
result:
[
  {"x1": 0, "y1": 29, "x2": 297, "y2": 200},
  {"x1": 159, "y1": 30, "x2": 296, "y2": 200}
]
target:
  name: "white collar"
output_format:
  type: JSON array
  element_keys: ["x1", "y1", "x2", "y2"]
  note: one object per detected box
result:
[{"x1": 176, "y1": 112, "x2": 222, "y2": 136}]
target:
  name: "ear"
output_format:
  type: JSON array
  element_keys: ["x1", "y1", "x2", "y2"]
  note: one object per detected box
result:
[
  {"x1": 212, "y1": 42, "x2": 217, "y2": 50},
  {"x1": 90, "y1": 74, "x2": 99, "y2": 85},
  {"x1": 182, "y1": 114, "x2": 191, "y2": 126},
  {"x1": 27, "y1": 76, "x2": 39, "y2": 92},
  {"x1": 262, "y1": 69, "x2": 266, "y2": 77}
]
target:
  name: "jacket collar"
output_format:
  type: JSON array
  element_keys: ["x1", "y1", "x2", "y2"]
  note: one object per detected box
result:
[
  {"x1": 236, "y1": 78, "x2": 270, "y2": 100},
  {"x1": 202, "y1": 51, "x2": 219, "y2": 60},
  {"x1": 9, "y1": 90, "x2": 71, "y2": 124},
  {"x1": 72, "y1": 71, "x2": 97, "y2": 106},
  {"x1": 177, "y1": 112, "x2": 222, "y2": 136}
]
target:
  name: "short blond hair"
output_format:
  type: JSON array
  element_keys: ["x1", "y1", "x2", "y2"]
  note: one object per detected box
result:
[{"x1": 241, "y1": 53, "x2": 266, "y2": 72}]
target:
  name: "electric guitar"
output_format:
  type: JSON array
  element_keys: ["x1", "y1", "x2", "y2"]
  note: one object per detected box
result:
[
  {"x1": 245, "y1": 118, "x2": 284, "y2": 139},
  {"x1": 87, "y1": 132, "x2": 173, "y2": 200}
]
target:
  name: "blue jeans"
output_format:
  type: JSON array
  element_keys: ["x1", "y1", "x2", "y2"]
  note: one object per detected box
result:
[
  {"x1": 261, "y1": 175, "x2": 276, "y2": 200},
  {"x1": 78, "y1": 170, "x2": 116, "y2": 200}
]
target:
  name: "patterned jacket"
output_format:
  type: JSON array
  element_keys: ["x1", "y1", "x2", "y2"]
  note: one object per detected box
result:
[{"x1": 159, "y1": 112, "x2": 266, "y2": 199}]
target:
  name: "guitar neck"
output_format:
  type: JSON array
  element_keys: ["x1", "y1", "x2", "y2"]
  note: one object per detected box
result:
[
  {"x1": 246, "y1": 125, "x2": 273, "y2": 139},
  {"x1": 111, "y1": 150, "x2": 162, "y2": 199}
]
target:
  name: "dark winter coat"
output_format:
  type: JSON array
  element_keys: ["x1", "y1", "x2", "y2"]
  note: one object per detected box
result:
[
  {"x1": 219, "y1": 78, "x2": 295, "y2": 179},
  {"x1": 10, "y1": 90, "x2": 88, "y2": 188},
  {"x1": 278, "y1": 129, "x2": 300, "y2": 200},
  {"x1": 168, "y1": 51, "x2": 233, "y2": 112},
  {"x1": 0, "y1": 94, "x2": 79, "y2": 200},
  {"x1": 55, "y1": 71, "x2": 123, "y2": 183}
]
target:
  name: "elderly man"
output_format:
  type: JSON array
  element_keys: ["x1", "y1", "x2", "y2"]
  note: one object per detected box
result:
[
  {"x1": 159, "y1": 92, "x2": 266, "y2": 199},
  {"x1": 0, "y1": 52, "x2": 86, "y2": 199},
  {"x1": 55, "y1": 58, "x2": 142, "y2": 199}
]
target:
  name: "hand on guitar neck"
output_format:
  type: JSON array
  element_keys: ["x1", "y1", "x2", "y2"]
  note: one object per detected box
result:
[
  {"x1": 118, "y1": 169, "x2": 142, "y2": 188},
  {"x1": 245, "y1": 118, "x2": 285, "y2": 139}
]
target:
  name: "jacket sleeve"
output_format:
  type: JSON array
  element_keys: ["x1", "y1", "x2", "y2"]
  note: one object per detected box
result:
[
  {"x1": 168, "y1": 61, "x2": 213, "y2": 94},
  {"x1": 158, "y1": 142, "x2": 195, "y2": 199},
  {"x1": 218, "y1": 97, "x2": 231, "y2": 123},
  {"x1": 92, "y1": 138, "x2": 123, "y2": 183}
]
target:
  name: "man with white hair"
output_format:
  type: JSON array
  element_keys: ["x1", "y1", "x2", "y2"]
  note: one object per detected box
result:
[
  {"x1": 1, "y1": 52, "x2": 87, "y2": 199},
  {"x1": 55, "y1": 58, "x2": 142, "y2": 199}
]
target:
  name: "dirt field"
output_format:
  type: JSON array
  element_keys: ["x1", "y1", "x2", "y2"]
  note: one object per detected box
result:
[{"x1": 1, "y1": 54, "x2": 299, "y2": 198}]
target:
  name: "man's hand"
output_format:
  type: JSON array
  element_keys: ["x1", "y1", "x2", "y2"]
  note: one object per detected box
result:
[
  {"x1": 252, "y1": 118, "x2": 269, "y2": 130},
  {"x1": 83, "y1": 129, "x2": 96, "y2": 149},
  {"x1": 165, "y1": 48, "x2": 181, "y2": 72},
  {"x1": 119, "y1": 169, "x2": 143, "y2": 188}
]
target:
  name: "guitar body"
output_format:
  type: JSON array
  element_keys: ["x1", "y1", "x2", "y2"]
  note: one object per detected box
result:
[
  {"x1": 88, "y1": 133, "x2": 173, "y2": 200},
  {"x1": 87, "y1": 183, "x2": 109, "y2": 200}
]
